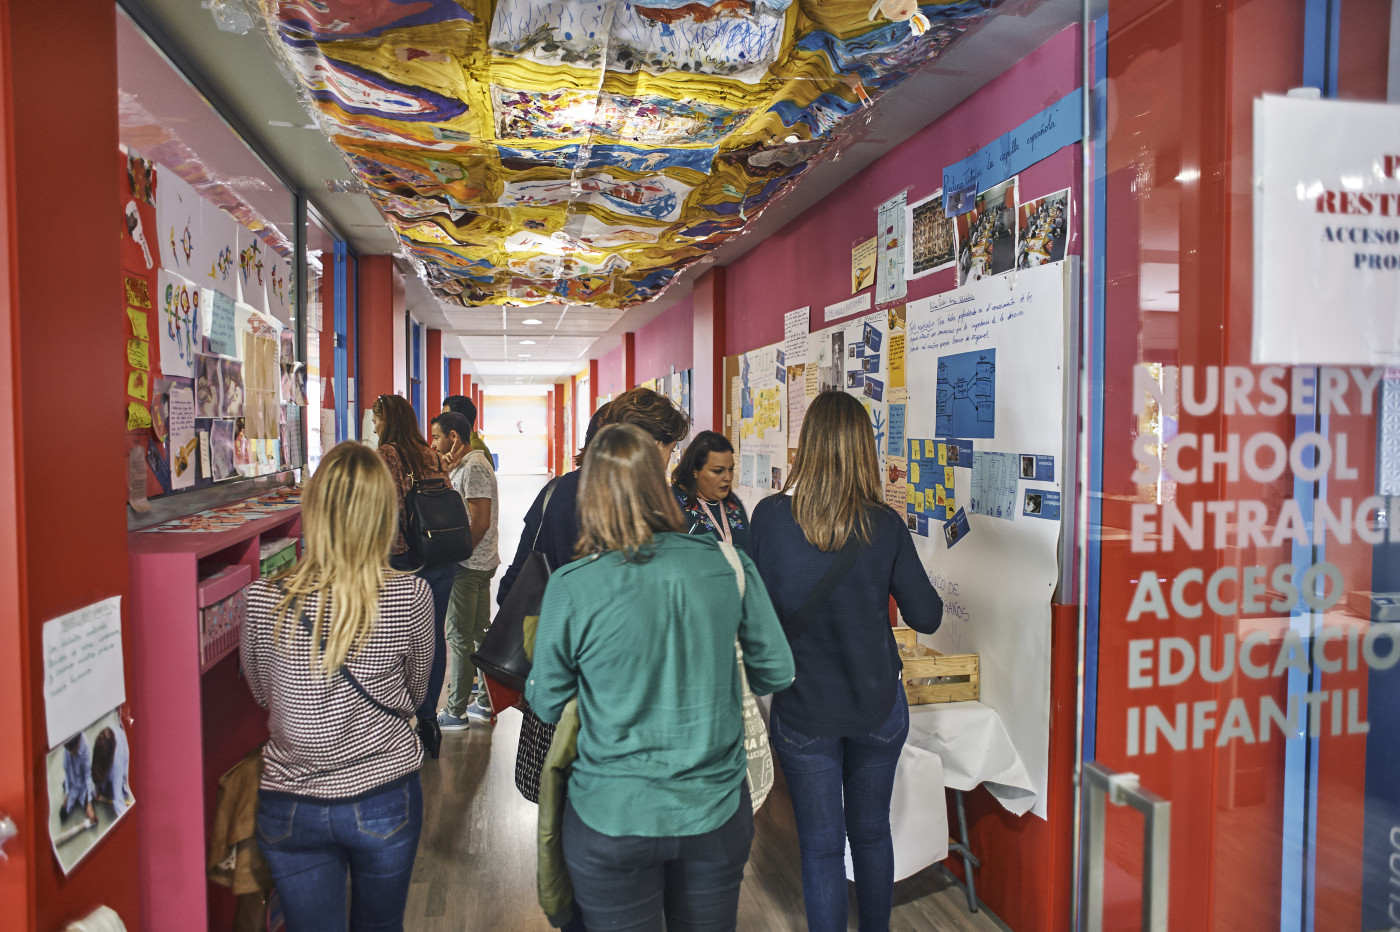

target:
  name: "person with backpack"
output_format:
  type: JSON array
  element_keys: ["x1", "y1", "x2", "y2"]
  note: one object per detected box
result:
[{"x1": 372, "y1": 393, "x2": 457, "y2": 758}]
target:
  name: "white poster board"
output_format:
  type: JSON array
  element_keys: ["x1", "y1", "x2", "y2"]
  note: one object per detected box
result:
[
  {"x1": 1254, "y1": 95, "x2": 1400, "y2": 364},
  {"x1": 734, "y1": 342, "x2": 787, "y2": 510},
  {"x1": 903, "y1": 261, "x2": 1072, "y2": 818}
]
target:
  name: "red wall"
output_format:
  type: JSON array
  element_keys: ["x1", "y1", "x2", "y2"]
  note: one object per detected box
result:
[
  {"x1": 634, "y1": 295, "x2": 695, "y2": 382},
  {"x1": 595, "y1": 343, "x2": 626, "y2": 398},
  {"x1": 724, "y1": 26, "x2": 1082, "y2": 356}
]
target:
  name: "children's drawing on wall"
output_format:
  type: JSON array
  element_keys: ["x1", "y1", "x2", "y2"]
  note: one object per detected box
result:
[
  {"x1": 157, "y1": 269, "x2": 200, "y2": 380},
  {"x1": 954, "y1": 176, "x2": 1019, "y2": 285},
  {"x1": 907, "y1": 189, "x2": 957, "y2": 278},
  {"x1": 851, "y1": 237, "x2": 876, "y2": 293},
  {"x1": 1015, "y1": 188, "x2": 1069, "y2": 270},
  {"x1": 47, "y1": 709, "x2": 134, "y2": 875}
]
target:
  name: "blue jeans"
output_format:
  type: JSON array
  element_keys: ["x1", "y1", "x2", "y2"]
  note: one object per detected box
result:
[
  {"x1": 562, "y1": 782, "x2": 753, "y2": 931},
  {"x1": 391, "y1": 556, "x2": 457, "y2": 724},
  {"x1": 771, "y1": 687, "x2": 909, "y2": 932},
  {"x1": 256, "y1": 775, "x2": 423, "y2": 932}
]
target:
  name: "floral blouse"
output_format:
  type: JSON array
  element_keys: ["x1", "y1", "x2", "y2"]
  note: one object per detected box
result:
[{"x1": 674, "y1": 489, "x2": 749, "y2": 551}]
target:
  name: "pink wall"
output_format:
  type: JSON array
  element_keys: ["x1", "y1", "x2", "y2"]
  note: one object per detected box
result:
[
  {"x1": 634, "y1": 295, "x2": 695, "y2": 382},
  {"x1": 725, "y1": 24, "x2": 1082, "y2": 355},
  {"x1": 595, "y1": 343, "x2": 626, "y2": 398}
]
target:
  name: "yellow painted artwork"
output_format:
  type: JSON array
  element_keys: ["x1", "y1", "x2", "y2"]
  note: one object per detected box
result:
[
  {"x1": 936, "y1": 485, "x2": 946, "y2": 508},
  {"x1": 925, "y1": 487, "x2": 936, "y2": 510},
  {"x1": 938, "y1": 443, "x2": 947, "y2": 465},
  {"x1": 925, "y1": 440, "x2": 937, "y2": 458},
  {"x1": 910, "y1": 461, "x2": 920, "y2": 484},
  {"x1": 945, "y1": 467, "x2": 954, "y2": 487},
  {"x1": 907, "y1": 485, "x2": 917, "y2": 504},
  {"x1": 126, "y1": 339, "x2": 149, "y2": 371},
  {"x1": 124, "y1": 276, "x2": 151, "y2": 308},
  {"x1": 946, "y1": 502, "x2": 956, "y2": 519},
  {"x1": 126, "y1": 307, "x2": 149, "y2": 341},
  {"x1": 852, "y1": 237, "x2": 877, "y2": 293},
  {"x1": 126, "y1": 401, "x2": 152, "y2": 431},
  {"x1": 915, "y1": 495, "x2": 924, "y2": 513},
  {"x1": 127, "y1": 370, "x2": 149, "y2": 401}
]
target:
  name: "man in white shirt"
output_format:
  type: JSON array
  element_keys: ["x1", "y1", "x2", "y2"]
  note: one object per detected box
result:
[{"x1": 429, "y1": 411, "x2": 501, "y2": 728}]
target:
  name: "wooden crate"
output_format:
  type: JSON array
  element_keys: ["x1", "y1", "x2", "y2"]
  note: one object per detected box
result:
[{"x1": 891, "y1": 626, "x2": 979, "y2": 705}]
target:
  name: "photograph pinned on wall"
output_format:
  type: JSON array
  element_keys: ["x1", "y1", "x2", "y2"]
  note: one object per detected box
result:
[
  {"x1": 233, "y1": 418, "x2": 252, "y2": 472},
  {"x1": 907, "y1": 189, "x2": 958, "y2": 279},
  {"x1": 1014, "y1": 187, "x2": 1070, "y2": 270},
  {"x1": 954, "y1": 176, "x2": 1019, "y2": 286},
  {"x1": 210, "y1": 419, "x2": 236, "y2": 480},
  {"x1": 47, "y1": 708, "x2": 134, "y2": 875},
  {"x1": 196, "y1": 354, "x2": 222, "y2": 418},
  {"x1": 280, "y1": 362, "x2": 308, "y2": 406},
  {"x1": 219, "y1": 358, "x2": 245, "y2": 417}
]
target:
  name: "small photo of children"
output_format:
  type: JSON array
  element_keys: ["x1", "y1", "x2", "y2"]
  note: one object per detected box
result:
[{"x1": 47, "y1": 708, "x2": 134, "y2": 874}]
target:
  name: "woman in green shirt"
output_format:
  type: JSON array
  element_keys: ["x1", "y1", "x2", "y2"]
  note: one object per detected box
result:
[
  {"x1": 672, "y1": 430, "x2": 750, "y2": 550},
  {"x1": 527, "y1": 424, "x2": 794, "y2": 931}
]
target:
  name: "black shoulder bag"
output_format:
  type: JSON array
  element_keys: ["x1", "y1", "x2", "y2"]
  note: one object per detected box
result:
[
  {"x1": 470, "y1": 479, "x2": 558, "y2": 692},
  {"x1": 398, "y1": 446, "x2": 473, "y2": 568}
]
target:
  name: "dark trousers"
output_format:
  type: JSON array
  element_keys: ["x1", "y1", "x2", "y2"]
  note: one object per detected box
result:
[
  {"x1": 771, "y1": 688, "x2": 909, "y2": 932},
  {"x1": 255, "y1": 775, "x2": 423, "y2": 932},
  {"x1": 390, "y1": 554, "x2": 456, "y2": 724},
  {"x1": 562, "y1": 783, "x2": 754, "y2": 931}
]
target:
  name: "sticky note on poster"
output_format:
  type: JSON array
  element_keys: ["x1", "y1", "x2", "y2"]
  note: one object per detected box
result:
[
  {"x1": 207, "y1": 289, "x2": 238, "y2": 357},
  {"x1": 126, "y1": 401, "x2": 151, "y2": 431},
  {"x1": 942, "y1": 507, "x2": 971, "y2": 549},
  {"x1": 42, "y1": 596, "x2": 125, "y2": 748},
  {"x1": 1023, "y1": 489, "x2": 1061, "y2": 520},
  {"x1": 126, "y1": 339, "x2": 149, "y2": 370},
  {"x1": 127, "y1": 370, "x2": 149, "y2": 401},
  {"x1": 1019, "y1": 454, "x2": 1055, "y2": 482},
  {"x1": 126, "y1": 307, "x2": 149, "y2": 341}
]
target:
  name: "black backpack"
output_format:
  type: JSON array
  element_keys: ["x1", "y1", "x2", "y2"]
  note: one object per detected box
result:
[{"x1": 400, "y1": 453, "x2": 473, "y2": 568}]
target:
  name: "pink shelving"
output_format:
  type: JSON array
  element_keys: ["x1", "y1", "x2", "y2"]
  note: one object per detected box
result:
[{"x1": 129, "y1": 504, "x2": 301, "y2": 932}]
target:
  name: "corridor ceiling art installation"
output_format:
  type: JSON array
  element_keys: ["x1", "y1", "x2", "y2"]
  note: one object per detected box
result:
[{"x1": 260, "y1": 0, "x2": 1002, "y2": 308}]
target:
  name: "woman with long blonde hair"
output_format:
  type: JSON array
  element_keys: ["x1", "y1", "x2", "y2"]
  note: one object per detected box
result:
[
  {"x1": 242, "y1": 441, "x2": 433, "y2": 931},
  {"x1": 527, "y1": 424, "x2": 794, "y2": 930},
  {"x1": 746, "y1": 391, "x2": 943, "y2": 932}
]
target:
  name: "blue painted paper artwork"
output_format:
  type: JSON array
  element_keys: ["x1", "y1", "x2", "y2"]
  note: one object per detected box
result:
[{"x1": 936, "y1": 349, "x2": 995, "y2": 438}]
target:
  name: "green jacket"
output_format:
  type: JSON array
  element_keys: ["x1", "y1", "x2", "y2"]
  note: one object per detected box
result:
[{"x1": 536, "y1": 697, "x2": 578, "y2": 927}]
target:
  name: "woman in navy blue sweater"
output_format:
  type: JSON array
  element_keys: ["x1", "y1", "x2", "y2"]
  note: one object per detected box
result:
[{"x1": 746, "y1": 390, "x2": 943, "y2": 932}]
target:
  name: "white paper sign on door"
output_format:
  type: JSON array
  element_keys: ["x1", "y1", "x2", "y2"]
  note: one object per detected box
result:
[{"x1": 1254, "y1": 95, "x2": 1400, "y2": 365}]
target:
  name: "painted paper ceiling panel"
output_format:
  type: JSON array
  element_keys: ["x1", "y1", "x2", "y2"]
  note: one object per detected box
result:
[{"x1": 259, "y1": 0, "x2": 1001, "y2": 307}]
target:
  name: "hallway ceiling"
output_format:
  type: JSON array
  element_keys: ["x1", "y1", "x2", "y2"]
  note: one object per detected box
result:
[{"x1": 127, "y1": 0, "x2": 1079, "y2": 385}]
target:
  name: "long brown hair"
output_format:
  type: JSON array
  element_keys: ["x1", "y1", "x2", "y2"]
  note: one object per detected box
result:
[
  {"x1": 373, "y1": 393, "x2": 431, "y2": 479},
  {"x1": 274, "y1": 441, "x2": 398, "y2": 672},
  {"x1": 601, "y1": 387, "x2": 690, "y2": 444},
  {"x1": 782, "y1": 391, "x2": 883, "y2": 551},
  {"x1": 576, "y1": 424, "x2": 685, "y2": 561}
]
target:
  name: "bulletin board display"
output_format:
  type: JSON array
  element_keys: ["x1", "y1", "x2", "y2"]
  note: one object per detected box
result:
[
  {"x1": 728, "y1": 261, "x2": 1073, "y2": 819},
  {"x1": 121, "y1": 151, "x2": 305, "y2": 508}
]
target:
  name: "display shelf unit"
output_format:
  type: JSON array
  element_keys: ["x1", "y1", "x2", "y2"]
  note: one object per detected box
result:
[{"x1": 129, "y1": 506, "x2": 301, "y2": 932}]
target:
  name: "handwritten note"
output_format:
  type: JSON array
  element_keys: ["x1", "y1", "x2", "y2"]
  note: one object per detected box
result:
[
  {"x1": 889, "y1": 333, "x2": 906, "y2": 388},
  {"x1": 43, "y1": 597, "x2": 126, "y2": 748},
  {"x1": 126, "y1": 339, "x2": 149, "y2": 371},
  {"x1": 887, "y1": 402, "x2": 906, "y2": 458},
  {"x1": 207, "y1": 289, "x2": 237, "y2": 356},
  {"x1": 126, "y1": 307, "x2": 149, "y2": 341},
  {"x1": 825, "y1": 293, "x2": 872, "y2": 323},
  {"x1": 783, "y1": 307, "x2": 809, "y2": 362},
  {"x1": 907, "y1": 288, "x2": 1034, "y2": 356}
]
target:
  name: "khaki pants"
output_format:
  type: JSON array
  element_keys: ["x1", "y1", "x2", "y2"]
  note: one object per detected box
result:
[{"x1": 444, "y1": 566, "x2": 496, "y2": 717}]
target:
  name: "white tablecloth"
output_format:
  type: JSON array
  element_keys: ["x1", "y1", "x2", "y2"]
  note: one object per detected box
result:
[{"x1": 905, "y1": 700, "x2": 1038, "y2": 815}]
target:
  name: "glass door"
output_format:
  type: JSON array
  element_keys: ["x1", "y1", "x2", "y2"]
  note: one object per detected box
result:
[{"x1": 1082, "y1": 1, "x2": 1399, "y2": 929}]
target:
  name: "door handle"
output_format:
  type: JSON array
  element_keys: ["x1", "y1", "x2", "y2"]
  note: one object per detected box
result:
[
  {"x1": 1078, "y1": 762, "x2": 1171, "y2": 932},
  {"x1": 0, "y1": 811, "x2": 17, "y2": 862}
]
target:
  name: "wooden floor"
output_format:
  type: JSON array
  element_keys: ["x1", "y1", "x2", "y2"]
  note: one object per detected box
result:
[
  {"x1": 404, "y1": 471, "x2": 1005, "y2": 931},
  {"x1": 408, "y1": 710, "x2": 1004, "y2": 932}
]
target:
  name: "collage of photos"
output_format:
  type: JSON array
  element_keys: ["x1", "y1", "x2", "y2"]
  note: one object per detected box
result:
[
  {"x1": 1016, "y1": 188, "x2": 1069, "y2": 269},
  {"x1": 954, "y1": 177, "x2": 1019, "y2": 285},
  {"x1": 907, "y1": 189, "x2": 958, "y2": 279}
]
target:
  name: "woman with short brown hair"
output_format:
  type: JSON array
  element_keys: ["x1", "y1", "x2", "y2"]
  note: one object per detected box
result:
[
  {"x1": 527, "y1": 424, "x2": 794, "y2": 931},
  {"x1": 746, "y1": 390, "x2": 943, "y2": 932}
]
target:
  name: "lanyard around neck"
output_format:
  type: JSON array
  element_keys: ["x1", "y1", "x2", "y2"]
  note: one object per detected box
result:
[{"x1": 697, "y1": 497, "x2": 732, "y2": 544}]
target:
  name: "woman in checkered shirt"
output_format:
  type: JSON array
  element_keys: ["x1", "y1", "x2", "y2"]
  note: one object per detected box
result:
[{"x1": 242, "y1": 441, "x2": 434, "y2": 930}]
